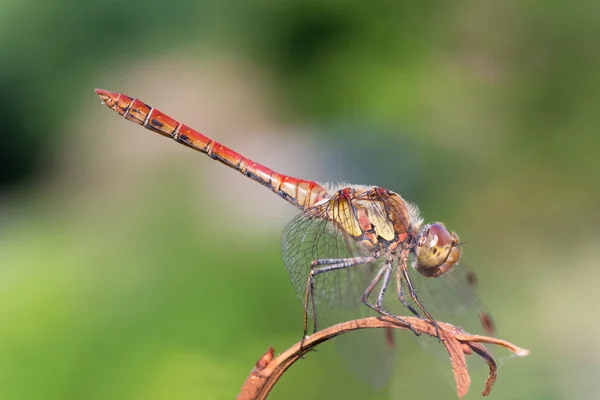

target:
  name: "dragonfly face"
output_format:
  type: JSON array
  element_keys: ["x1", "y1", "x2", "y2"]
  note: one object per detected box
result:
[
  {"x1": 413, "y1": 223, "x2": 462, "y2": 278},
  {"x1": 415, "y1": 223, "x2": 454, "y2": 268}
]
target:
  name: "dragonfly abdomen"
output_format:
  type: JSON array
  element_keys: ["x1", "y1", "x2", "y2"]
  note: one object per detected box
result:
[{"x1": 95, "y1": 89, "x2": 328, "y2": 210}]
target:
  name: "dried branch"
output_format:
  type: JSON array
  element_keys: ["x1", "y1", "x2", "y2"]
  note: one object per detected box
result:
[{"x1": 237, "y1": 316, "x2": 529, "y2": 400}]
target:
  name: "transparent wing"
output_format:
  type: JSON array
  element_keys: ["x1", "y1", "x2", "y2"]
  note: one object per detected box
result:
[
  {"x1": 282, "y1": 208, "x2": 372, "y2": 322},
  {"x1": 386, "y1": 258, "x2": 496, "y2": 394},
  {"x1": 410, "y1": 260, "x2": 495, "y2": 337},
  {"x1": 281, "y1": 196, "x2": 396, "y2": 388}
]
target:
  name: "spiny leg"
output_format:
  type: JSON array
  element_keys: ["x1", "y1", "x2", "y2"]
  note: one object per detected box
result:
[
  {"x1": 400, "y1": 265, "x2": 441, "y2": 340},
  {"x1": 395, "y1": 248, "x2": 423, "y2": 319},
  {"x1": 361, "y1": 262, "x2": 419, "y2": 336},
  {"x1": 303, "y1": 256, "x2": 377, "y2": 337},
  {"x1": 396, "y1": 266, "x2": 422, "y2": 319}
]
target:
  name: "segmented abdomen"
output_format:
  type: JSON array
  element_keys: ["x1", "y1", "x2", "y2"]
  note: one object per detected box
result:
[{"x1": 95, "y1": 89, "x2": 328, "y2": 210}]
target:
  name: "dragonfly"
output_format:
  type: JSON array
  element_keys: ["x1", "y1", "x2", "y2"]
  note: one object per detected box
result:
[{"x1": 94, "y1": 88, "x2": 495, "y2": 387}]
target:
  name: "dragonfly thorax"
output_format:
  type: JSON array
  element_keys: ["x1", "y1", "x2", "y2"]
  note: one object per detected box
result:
[{"x1": 325, "y1": 186, "x2": 423, "y2": 253}]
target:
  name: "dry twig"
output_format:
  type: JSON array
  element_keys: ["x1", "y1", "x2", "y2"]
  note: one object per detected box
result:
[{"x1": 237, "y1": 316, "x2": 529, "y2": 399}]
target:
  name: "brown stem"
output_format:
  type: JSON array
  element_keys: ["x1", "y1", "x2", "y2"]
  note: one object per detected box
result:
[{"x1": 237, "y1": 316, "x2": 529, "y2": 400}]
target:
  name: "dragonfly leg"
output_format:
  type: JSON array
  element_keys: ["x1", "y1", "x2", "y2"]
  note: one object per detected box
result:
[
  {"x1": 396, "y1": 268, "x2": 422, "y2": 319},
  {"x1": 361, "y1": 262, "x2": 420, "y2": 336},
  {"x1": 374, "y1": 264, "x2": 392, "y2": 310},
  {"x1": 303, "y1": 256, "x2": 377, "y2": 336},
  {"x1": 401, "y1": 266, "x2": 441, "y2": 340},
  {"x1": 395, "y1": 248, "x2": 424, "y2": 319}
]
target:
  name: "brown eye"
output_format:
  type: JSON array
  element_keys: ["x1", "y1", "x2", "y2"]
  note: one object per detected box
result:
[
  {"x1": 416, "y1": 223, "x2": 453, "y2": 269},
  {"x1": 428, "y1": 224, "x2": 452, "y2": 248}
]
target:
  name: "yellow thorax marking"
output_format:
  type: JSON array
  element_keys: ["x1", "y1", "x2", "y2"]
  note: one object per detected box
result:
[{"x1": 328, "y1": 194, "x2": 396, "y2": 242}]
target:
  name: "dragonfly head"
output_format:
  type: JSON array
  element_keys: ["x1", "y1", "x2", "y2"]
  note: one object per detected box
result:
[{"x1": 414, "y1": 223, "x2": 460, "y2": 276}]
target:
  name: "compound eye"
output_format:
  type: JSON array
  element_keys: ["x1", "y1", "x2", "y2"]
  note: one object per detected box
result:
[
  {"x1": 428, "y1": 223, "x2": 452, "y2": 248},
  {"x1": 416, "y1": 223, "x2": 453, "y2": 269}
]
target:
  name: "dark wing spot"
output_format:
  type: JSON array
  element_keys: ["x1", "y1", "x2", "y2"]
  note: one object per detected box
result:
[
  {"x1": 466, "y1": 271, "x2": 478, "y2": 287},
  {"x1": 480, "y1": 313, "x2": 495, "y2": 336}
]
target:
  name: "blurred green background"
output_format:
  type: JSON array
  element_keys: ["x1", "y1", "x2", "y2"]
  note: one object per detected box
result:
[{"x1": 0, "y1": 0, "x2": 598, "y2": 399}]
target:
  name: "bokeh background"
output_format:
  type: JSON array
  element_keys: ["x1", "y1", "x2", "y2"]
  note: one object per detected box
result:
[{"x1": 0, "y1": 1, "x2": 598, "y2": 399}]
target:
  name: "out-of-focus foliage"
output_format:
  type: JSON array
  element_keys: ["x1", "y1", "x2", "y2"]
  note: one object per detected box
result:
[{"x1": 0, "y1": 0, "x2": 597, "y2": 399}]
